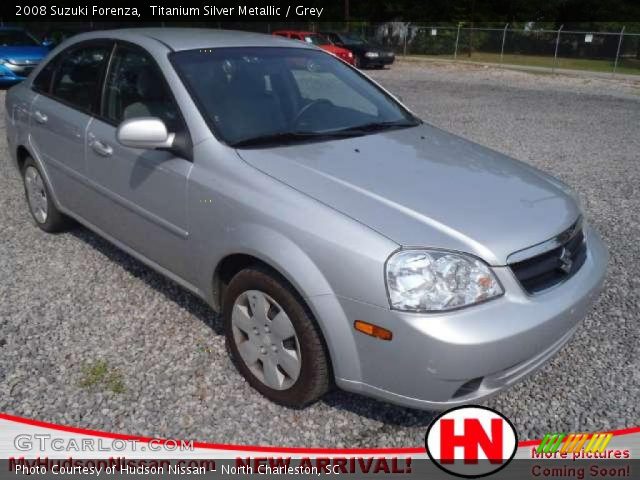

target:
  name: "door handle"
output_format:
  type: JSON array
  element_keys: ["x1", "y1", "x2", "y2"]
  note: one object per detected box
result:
[
  {"x1": 33, "y1": 110, "x2": 48, "y2": 124},
  {"x1": 91, "y1": 139, "x2": 113, "y2": 157}
]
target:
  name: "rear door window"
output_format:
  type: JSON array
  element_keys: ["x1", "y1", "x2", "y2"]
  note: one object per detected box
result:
[{"x1": 50, "y1": 43, "x2": 112, "y2": 113}]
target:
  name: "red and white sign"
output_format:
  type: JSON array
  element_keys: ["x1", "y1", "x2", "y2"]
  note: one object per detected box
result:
[{"x1": 425, "y1": 405, "x2": 518, "y2": 478}]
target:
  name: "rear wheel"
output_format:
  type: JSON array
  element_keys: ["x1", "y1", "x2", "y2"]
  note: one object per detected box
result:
[
  {"x1": 22, "y1": 157, "x2": 71, "y2": 233},
  {"x1": 223, "y1": 267, "x2": 331, "y2": 408}
]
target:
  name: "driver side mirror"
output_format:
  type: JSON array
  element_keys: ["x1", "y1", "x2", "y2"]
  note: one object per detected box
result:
[{"x1": 116, "y1": 117, "x2": 175, "y2": 150}]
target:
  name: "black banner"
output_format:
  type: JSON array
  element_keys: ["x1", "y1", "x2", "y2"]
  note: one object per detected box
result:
[
  {"x1": 2, "y1": 0, "x2": 640, "y2": 23},
  {"x1": 1, "y1": 458, "x2": 636, "y2": 479}
]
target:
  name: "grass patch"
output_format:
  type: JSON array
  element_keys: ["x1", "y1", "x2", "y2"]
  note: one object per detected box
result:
[{"x1": 79, "y1": 360, "x2": 126, "y2": 394}]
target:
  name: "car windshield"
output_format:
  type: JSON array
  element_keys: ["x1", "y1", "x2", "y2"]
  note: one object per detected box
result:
[
  {"x1": 171, "y1": 47, "x2": 418, "y2": 147},
  {"x1": 339, "y1": 34, "x2": 366, "y2": 45},
  {"x1": 302, "y1": 34, "x2": 331, "y2": 46},
  {"x1": 0, "y1": 29, "x2": 39, "y2": 47}
]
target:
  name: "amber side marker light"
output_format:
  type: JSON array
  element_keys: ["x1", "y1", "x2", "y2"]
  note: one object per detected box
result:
[{"x1": 354, "y1": 320, "x2": 393, "y2": 341}]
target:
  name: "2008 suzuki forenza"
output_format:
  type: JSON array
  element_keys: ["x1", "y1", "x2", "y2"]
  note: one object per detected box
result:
[{"x1": 6, "y1": 29, "x2": 608, "y2": 410}]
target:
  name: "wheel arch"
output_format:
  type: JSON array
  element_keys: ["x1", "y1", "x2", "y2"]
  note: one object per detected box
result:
[
  {"x1": 16, "y1": 145, "x2": 31, "y2": 172},
  {"x1": 15, "y1": 142, "x2": 64, "y2": 211},
  {"x1": 212, "y1": 251, "x2": 338, "y2": 380},
  {"x1": 208, "y1": 226, "x2": 362, "y2": 384}
]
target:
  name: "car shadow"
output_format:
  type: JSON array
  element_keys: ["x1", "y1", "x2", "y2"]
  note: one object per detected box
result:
[
  {"x1": 69, "y1": 225, "x2": 438, "y2": 427},
  {"x1": 322, "y1": 390, "x2": 437, "y2": 427},
  {"x1": 69, "y1": 226, "x2": 223, "y2": 336}
]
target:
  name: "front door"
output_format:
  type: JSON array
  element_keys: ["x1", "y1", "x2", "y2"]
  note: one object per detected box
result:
[{"x1": 84, "y1": 43, "x2": 193, "y2": 280}]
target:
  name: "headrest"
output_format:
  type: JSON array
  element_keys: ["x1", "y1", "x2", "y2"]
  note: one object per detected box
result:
[{"x1": 136, "y1": 66, "x2": 164, "y2": 100}]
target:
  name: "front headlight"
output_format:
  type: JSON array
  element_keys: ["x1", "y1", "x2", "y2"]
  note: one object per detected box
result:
[
  {"x1": 364, "y1": 51, "x2": 379, "y2": 58},
  {"x1": 385, "y1": 250, "x2": 503, "y2": 312}
]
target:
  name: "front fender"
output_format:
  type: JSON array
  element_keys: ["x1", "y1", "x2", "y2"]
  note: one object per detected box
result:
[
  {"x1": 216, "y1": 223, "x2": 334, "y2": 298},
  {"x1": 207, "y1": 224, "x2": 363, "y2": 383}
]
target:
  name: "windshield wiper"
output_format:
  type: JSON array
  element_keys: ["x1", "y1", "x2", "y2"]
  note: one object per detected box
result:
[
  {"x1": 231, "y1": 130, "x2": 363, "y2": 148},
  {"x1": 231, "y1": 119, "x2": 421, "y2": 148},
  {"x1": 332, "y1": 120, "x2": 420, "y2": 135}
]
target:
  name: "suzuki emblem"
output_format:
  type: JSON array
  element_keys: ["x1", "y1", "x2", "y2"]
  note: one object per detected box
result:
[{"x1": 559, "y1": 248, "x2": 573, "y2": 274}]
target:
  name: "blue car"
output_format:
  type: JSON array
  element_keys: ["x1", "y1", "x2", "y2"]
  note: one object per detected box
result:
[{"x1": 0, "y1": 28, "x2": 51, "y2": 86}]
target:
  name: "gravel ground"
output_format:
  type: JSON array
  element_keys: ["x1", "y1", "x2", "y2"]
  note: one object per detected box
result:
[{"x1": 1, "y1": 59, "x2": 638, "y2": 447}]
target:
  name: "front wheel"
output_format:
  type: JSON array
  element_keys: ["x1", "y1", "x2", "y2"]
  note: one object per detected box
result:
[{"x1": 223, "y1": 267, "x2": 331, "y2": 408}]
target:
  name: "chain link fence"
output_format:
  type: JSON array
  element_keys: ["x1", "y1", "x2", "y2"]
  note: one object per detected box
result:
[{"x1": 365, "y1": 23, "x2": 640, "y2": 75}]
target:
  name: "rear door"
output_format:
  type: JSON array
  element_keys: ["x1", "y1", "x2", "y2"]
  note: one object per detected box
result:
[
  {"x1": 84, "y1": 42, "x2": 193, "y2": 280},
  {"x1": 29, "y1": 41, "x2": 113, "y2": 214}
]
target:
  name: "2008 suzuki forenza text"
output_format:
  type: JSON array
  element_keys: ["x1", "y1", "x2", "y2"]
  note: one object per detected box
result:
[{"x1": 5, "y1": 29, "x2": 608, "y2": 410}]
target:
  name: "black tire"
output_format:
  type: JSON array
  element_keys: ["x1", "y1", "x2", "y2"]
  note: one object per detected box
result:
[
  {"x1": 223, "y1": 267, "x2": 331, "y2": 408},
  {"x1": 354, "y1": 56, "x2": 362, "y2": 69},
  {"x1": 21, "y1": 156, "x2": 71, "y2": 233}
]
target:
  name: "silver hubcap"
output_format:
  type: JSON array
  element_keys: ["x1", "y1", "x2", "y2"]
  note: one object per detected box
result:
[
  {"x1": 24, "y1": 166, "x2": 48, "y2": 224},
  {"x1": 231, "y1": 290, "x2": 302, "y2": 390}
]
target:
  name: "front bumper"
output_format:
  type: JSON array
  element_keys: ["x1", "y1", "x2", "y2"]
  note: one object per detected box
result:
[{"x1": 321, "y1": 224, "x2": 608, "y2": 410}]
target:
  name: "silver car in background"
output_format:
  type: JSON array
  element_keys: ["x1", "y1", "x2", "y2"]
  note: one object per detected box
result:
[{"x1": 5, "y1": 29, "x2": 607, "y2": 410}]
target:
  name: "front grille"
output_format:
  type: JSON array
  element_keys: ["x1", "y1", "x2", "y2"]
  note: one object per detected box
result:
[{"x1": 510, "y1": 224, "x2": 587, "y2": 294}]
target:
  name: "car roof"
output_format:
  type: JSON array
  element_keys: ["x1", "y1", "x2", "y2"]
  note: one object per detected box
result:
[{"x1": 68, "y1": 28, "x2": 316, "y2": 52}]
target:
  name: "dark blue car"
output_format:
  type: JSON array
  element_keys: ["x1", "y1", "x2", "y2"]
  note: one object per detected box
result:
[{"x1": 0, "y1": 28, "x2": 50, "y2": 86}]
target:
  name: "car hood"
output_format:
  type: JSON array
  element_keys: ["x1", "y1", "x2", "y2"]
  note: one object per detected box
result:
[
  {"x1": 236, "y1": 124, "x2": 581, "y2": 265},
  {"x1": 0, "y1": 45, "x2": 48, "y2": 63}
]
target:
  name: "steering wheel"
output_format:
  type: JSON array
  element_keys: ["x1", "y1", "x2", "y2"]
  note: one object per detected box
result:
[{"x1": 293, "y1": 99, "x2": 332, "y2": 129}]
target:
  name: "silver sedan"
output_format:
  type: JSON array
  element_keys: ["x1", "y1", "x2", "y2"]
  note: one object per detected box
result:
[{"x1": 5, "y1": 29, "x2": 607, "y2": 410}]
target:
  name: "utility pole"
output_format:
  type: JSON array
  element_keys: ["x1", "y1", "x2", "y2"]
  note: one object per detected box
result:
[
  {"x1": 613, "y1": 26, "x2": 625, "y2": 75},
  {"x1": 454, "y1": 22, "x2": 462, "y2": 59},
  {"x1": 500, "y1": 24, "x2": 508, "y2": 63},
  {"x1": 403, "y1": 23, "x2": 410, "y2": 56},
  {"x1": 553, "y1": 24, "x2": 563, "y2": 73}
]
